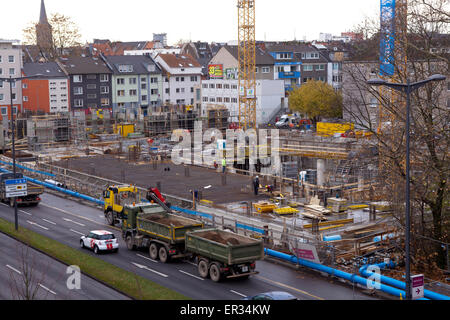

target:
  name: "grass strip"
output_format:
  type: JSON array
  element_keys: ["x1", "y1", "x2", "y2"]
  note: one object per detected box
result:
[{"x1": 0, "y1": 217, "x2": 188, "y2": 300}]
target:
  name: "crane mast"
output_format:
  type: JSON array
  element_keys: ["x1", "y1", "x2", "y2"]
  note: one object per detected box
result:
[{"x1": 237, "y1": 0, "x2": 257, "y2": 129}]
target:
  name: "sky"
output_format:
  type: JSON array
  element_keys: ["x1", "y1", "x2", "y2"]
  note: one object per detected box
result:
[{"x1": 3, "y1": 0, "x2": 380, "y2": 45}]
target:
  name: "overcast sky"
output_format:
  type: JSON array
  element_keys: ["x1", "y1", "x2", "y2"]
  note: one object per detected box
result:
[{"x1": 3, "y1": 0, "x2": 380, "y2": 45}]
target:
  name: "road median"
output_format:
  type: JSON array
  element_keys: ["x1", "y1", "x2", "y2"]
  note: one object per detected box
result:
[{"x1": 0, "y1": 217, "x2": 188, "y2": 300}]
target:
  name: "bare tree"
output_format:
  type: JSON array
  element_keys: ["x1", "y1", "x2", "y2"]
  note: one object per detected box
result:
[{"x1": 342, "y1": 0, "x2": 449, "y2": 273}]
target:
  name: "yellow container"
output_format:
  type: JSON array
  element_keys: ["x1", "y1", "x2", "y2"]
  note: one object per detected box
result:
[
  {"x1": 274, "y1": 207, "x2": 299, "y2": 215},
  {"x1": 114, "y1": 124, "x2": 135, "y2": 138},
  {"x1": 317, "y1": 122, "x2": 354, "y2": 136},
  {"x1": 253, "y1": 203, "x2": 277, "y2": 214}
]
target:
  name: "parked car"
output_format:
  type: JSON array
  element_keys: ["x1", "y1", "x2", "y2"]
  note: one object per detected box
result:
[
  {"x1": 242, "y1": 291, "x2": 298, "y2": 300},
  {"x1": 80, "y1": 230, "x2": 119, "y2": 254}
]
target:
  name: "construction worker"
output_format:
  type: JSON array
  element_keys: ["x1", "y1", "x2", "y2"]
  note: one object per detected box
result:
[
  {"x1": 253, "y1": 176, "x2": 260, "y2": 196},
  {"x1": 222, "y1": 158, "x2": 226, "y2": 173}
]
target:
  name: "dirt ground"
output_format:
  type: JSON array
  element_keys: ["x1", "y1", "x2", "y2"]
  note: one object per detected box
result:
[{"x1": 57, "y1": 155, "x2": 270, "y2": 205}]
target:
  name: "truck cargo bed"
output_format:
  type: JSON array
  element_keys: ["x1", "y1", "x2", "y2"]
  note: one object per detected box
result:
[{"x1": 186, "y1": 229, "x2": 264, "y2": 265}]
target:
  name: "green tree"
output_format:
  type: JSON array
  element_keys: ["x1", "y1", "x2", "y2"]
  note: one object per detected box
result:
[{"x1": 289, "y1": 80, "x2": 343, "y2": 122}]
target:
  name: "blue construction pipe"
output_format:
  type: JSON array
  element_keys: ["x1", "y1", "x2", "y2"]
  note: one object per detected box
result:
[
  {"x1": 323, "y1": 235, "x2": 342, "y2": 241},
  {"x1": 360, "y1": 263, "x2": 450, "y2": 300},
  {"x1": 264, "y1": 248, "x2": 429, "y2": 300},
  {"x1": 0, "y1": 167, "x2": 104, "y2": 206}
]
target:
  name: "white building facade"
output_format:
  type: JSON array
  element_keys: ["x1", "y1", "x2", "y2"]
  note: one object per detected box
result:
[
  {"x1": 155, "y1": 54, "x2": 202, "y2": 107},
  {"x1": 0, "y1": 40, "x2": 23, "y2": 119}
]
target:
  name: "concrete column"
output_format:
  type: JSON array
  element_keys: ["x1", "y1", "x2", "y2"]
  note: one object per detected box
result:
[{"x1": 317, "y1": 159, "x2": 326, "y2": 187}]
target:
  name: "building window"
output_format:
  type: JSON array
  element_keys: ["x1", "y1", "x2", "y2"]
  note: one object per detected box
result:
[
  {"x1": 74, "y1": 87, "x2": 83, "y2": 95},
  {"x1": 117, "y1": 78, "x2": 125, "y2": 85},
  {"x1": 73, "y1": 75, "x2": 82, "y2": 83},
  {"x1": 190, "y1": 76, "x2": 197, "y2": 82},
  {"x1": 129, "y1": 78, "x2": 137, "y2": 85},
  {"x1": 176, "y1": 77, "x2": 180, "y2": 82},
  {"x1": 87, "y1": 74, "x2": 97, "y2": 80},
  {"x1": 9, "y1": 68, "x2": 15, "y2": 75},
  {"x1": 209, "y1": 84, "x2": 215, "y2": 89},
  {"x1": 262, "y1": 67, "x2": 270, "y2": 73},
  {"x1": 87, "y1": 84, "x2": 97, "y2": 90},
  {"x1": 165, "y1": 88, "x2": 170, "y2": 94},
  {"x1": 203, "y1": 97, "x2": 208, "y2": 102},
  {"x1": 216, "y1": 84, "x2": 222, "y2": 89},
  {"x1": 0, "y1": 69, "x2": 2, "y2": 76},
  {"x1": 100, "y1": 74, "x2": 109, "y2": 82},
  {"x1": 180, "y1": 88, "x2": 185, "y2": 93},
  {"x1": 11, "y1": 93, "x2": 16, "y2": 101},
  {"x1": 151, "y1": 89, "x2": 158, "y2": 95},
  {"x1": 118, "y1": 65, "x2": 133, "y2": 73},
  {"x1": 224, "y1": 97, "x2": 230, "y2": 103},
  {"x1": 191, "y1": 87, "x2": 194, "y2": 93},
  {"x1": 141, "y1": 83, "x2": 147, "y2": 90},
  {"x1": 100, "y1": 86, "x2": 109, "y2": 94},
  {"x1": 224, "y1": 84, "x2": 230, "y2": 89},
  {"x1": 231, "y1": 98, "x2": 238, "y2": 103},
  {"x1": 129, "y1": 89, "x2": 137, "y2": 96},
  {"x1": 176, "y1": 88, "x2": 180, "y2": 93},
  {"x1": 74, "y1": 99, "x2": 84, "y2": 107},
  {"x1": 151, "y1": 77, "x2": 158, "y2": 84},
  {"x1": 87, "y1": 94, "x2": 97, "y2": 99},
  {"x1": 209, "y1": 97, "x2": 215, "y2": 102},
  {"x1": 277, "y1": 53, "x2": 290, "y2": 60},
  {"x1": 142, "y1": 95, "x2": 147, "y2": 101},
  {"x1": 1, "y1": 107, "x2": 7, "y2": 115},
  {"x1": 117, "y1": 90, "x2": 125, "y2": 96},
  {"x1": 22, "y1": 83, "x2": 28, "y2": 89},
  {"x1": 255, "y1": 67, "x2": 259, "y2": 73},
  {"x1": 202, "y1": 84, "x2": 208, "y2": 89},
  {"x1": 0, "y1": 94, "x2": 3, "y2": 101},
  {"x1": 231, "y1": 85, "x2": 237, "y2": 89},
  {"x1": 8, "y1": 55, "x2": 14, "y2": 63},
  {"x1": 303, "y1": 65, "x2": 313, "y2": 71},
  {"x1": 316, "y1": 64, "x2": 325, "y2": 71},
  {"x1": 217, "y1": 97, "x2": 223, "y2": 103},
  {"x1": 101, "y1": 98, "x2": 110, "y2": 106},
  {"x1": 180, "y1": 77, "x2": 185, "y2": 82}
]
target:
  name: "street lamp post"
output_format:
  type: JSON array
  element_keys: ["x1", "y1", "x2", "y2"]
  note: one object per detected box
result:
[
  {"x1": 1, "y1": 74, "x2": 44, "y2": 231},
  {"x1": 367, "y1": 74, "x2": 446, "y2": 300}
]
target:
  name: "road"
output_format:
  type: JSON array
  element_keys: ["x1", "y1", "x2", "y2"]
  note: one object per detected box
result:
[
  {"x1": 0, "y1": 192, "x2": 379, "y2": 300},
  {"x1": 0, "y1": 232, "x2": 130, "y2": 300}
]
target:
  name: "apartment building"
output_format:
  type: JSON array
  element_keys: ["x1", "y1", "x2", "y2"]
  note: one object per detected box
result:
[
  {"x1": 22, "y1": 62, "x2": 69, "y2": 114},
  {"x1": 0, "y1": 39, "x2": 23, "y2": 120},
  {"x1": 102, "y1": 54, "x2": 163, "y2": 115},
  {"x1": 201, "y1": 79, "x2": 284, "y2": 125},
  {"x1": 58, "y1": 57, "x2": 113, "y2": 112},
  {"x1": 155, "y1": 53, "x2": 202, "y2": 107}
]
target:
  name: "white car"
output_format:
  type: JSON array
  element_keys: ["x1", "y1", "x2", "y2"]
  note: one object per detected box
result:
[{"x1": 80, "y1": 230, "x2": 119, "y2": 254}]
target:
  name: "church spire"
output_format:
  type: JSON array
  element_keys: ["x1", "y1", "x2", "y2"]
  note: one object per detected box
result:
[{"x1": 39, "y1": 0, "x2": 49, "y2": 24}]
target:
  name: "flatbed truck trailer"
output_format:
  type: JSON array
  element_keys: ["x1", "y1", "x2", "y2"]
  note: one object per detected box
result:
[{"x1": 0, "y1": 173, "x2": 44, "y2": 206}]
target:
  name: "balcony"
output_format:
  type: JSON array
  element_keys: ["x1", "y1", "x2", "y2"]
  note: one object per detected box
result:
[{"x1": 278, "y1": 71, "x2": 300, "y2": 79}]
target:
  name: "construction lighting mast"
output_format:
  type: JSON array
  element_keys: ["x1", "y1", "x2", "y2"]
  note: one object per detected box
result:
[{"x1": 237, "y1": 0, "x2": 257, "y2": 129}]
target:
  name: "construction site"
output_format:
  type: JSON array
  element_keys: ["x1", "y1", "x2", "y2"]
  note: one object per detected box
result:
[{"x1": 0, "y1": 108, "x2": 411, "y2": 277}]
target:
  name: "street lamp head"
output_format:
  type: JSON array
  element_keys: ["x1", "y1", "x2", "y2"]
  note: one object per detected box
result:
[
  {"x1": 367, "y1": 78, "x2": 387, "y2": 86},
  {"x1": 427, "y1": 74, "x2": 446, "y2": 82}
]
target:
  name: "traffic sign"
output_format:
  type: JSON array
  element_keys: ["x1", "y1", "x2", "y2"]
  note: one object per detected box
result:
[
  {"x1": 5, "y1": 179, "x2": 27, "y2": 198},
  {"x1": 411, "y1": 274, "x2": 424, "y2": 299}
]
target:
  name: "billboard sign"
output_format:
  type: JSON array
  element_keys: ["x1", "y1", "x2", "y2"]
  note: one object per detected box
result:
[{"x1": 208, "y1": 64, "x2": 224, "y2": 79}]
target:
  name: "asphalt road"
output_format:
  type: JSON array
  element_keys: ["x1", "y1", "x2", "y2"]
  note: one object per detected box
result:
[
  {"x1": 0, "y1": 232, "x2": 129, "y2": 300},
  {"x1": 0, "y1": 192, "x2": 379, "y2": 300}
]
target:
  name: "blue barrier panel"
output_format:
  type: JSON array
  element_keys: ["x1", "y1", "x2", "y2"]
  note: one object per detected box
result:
[
  {"x1": 0, "y1": 160, "x2": 56, "y2": 177},
  {"x1": 236, "y1": 223, "x2": 265, "y2": 235},
  {"x1": 172, "y1": 206, "x2": 213, "y2": 220}
]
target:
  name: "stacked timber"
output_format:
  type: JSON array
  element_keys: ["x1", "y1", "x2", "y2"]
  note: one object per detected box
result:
[{"x1": 327, "y1": 197, "x2": 348, "y2": 213}]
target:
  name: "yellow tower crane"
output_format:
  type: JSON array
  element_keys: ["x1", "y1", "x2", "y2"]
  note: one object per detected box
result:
[{"x1": 237, "y1": 0, "x2": 257, "y2": 130}]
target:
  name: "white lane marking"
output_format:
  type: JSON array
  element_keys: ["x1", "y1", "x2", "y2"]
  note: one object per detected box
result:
[
  {"x1": 6, "y1": 265, "x2": 22, "y2": 274},
  {"x1": 26, "y1": 220, "x2": 49, "y2": 230},
  {"x1": 179, "y1": 270, "x2": 204, "y2": 281},
  {"x1": 99, "y1": 215, "x2": 105, "y2": 218},
  {"x1": 230, "y1": 290, "x2": 247, "y2": 298},
  {"x1": 69, "y1": 229, "x2": 85, "y2": 236},
  {"x1": 39, "y1": 284, "x2": 57, "y2": 295},
  {"x1": 62, "y1": 218, "x2": 85, "y2": 227},
  {"x1": 184, "y1": 260, "x2": 197, "y2": 267},
  {"x1": 42, "y1": 218, "x2": 56, "y2": 225},
  {"x1": 19, "y1": 210, "x2": 32, "y2": 216},
  {"x1": 131, "y1": 262, "x2": 168, "y2": 278},
  {"x1": 0, "y1": 203, "x2": 9, "y2": 207},
  {"x1": 136, "y1": 253, "x2": 158, "y2": 263}
]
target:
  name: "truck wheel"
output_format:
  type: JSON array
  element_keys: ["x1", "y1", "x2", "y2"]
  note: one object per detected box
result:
[
  {"x1": 159, "y1": 246, "x2": 169, "y2": 263},
  {"x1": 209, "y1": 264, "x2": 222, "y2": 282},
  {"x1": 106, "y1": 211, "x2": 115, "y2": 226},
  {"x1": 126, "y1": 235, "x2": 136, "y2": 251},
  {"x1": 149, "y1": 243, "x2": 158, "y2": 260},
  {"x1": 198, "y1": 260, "x2": 209, "y2": 278}
]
